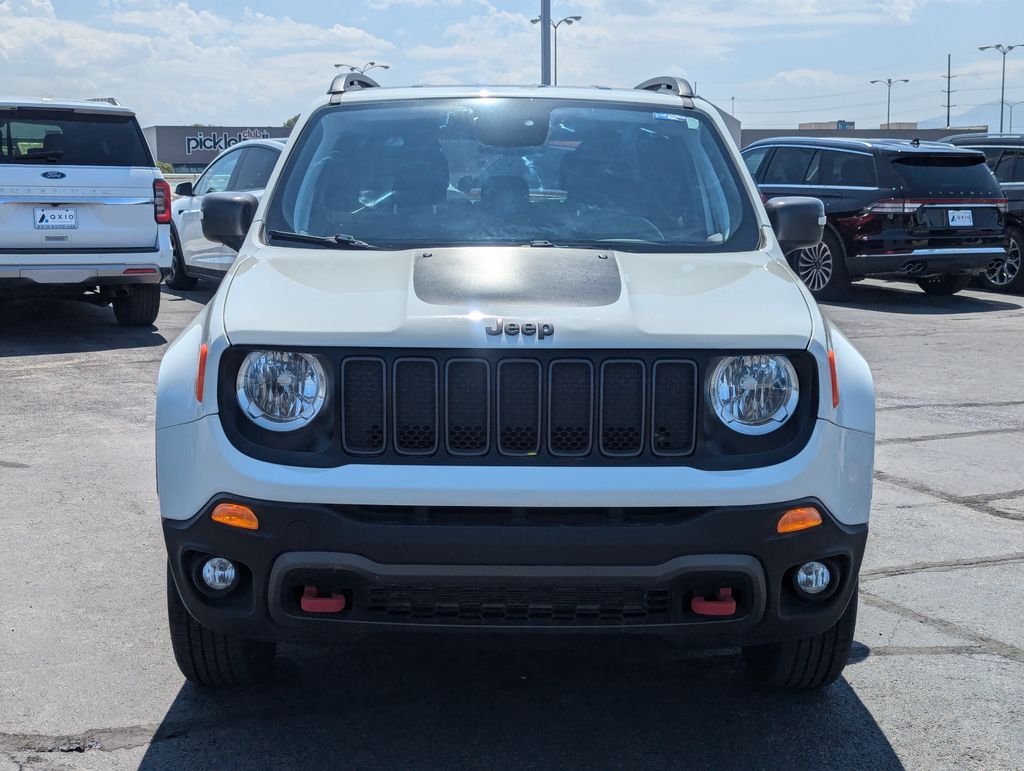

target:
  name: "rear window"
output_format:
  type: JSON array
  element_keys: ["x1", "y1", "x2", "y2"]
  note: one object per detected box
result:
[
  {"x1": 890, "y1": 155, "x2": 1001, "y2": 196},
  {"x1": 0, "y1": 109, "x2": 153, "y2": 166}
]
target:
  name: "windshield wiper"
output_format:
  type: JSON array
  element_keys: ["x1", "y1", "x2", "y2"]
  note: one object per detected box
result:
[{"x1": 268, "y1": 230, "x2": 378, "y2": 250}]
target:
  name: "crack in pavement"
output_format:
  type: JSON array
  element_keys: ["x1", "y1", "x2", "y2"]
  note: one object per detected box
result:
[
  {"x1": 876, "y1": 427, "x2": 1024, "y2": 446},
  {"x1": 861, "y1": 552, "x2": 1024, "y2": 581},
  {"x1": 873, "y1": 469, "x2": 1024, "y2": 522},
  {"x1": 1, "y1": 722, "x2": 185, "y2": 756},
  {"x1": 877, "y1": 399, "x2": 1024, "y2": 412},
  {"x1": 859, "y1": 590, "x2": 1024, "y2": 665},
  {"x1": 858, "y1": 644, "x2": 987, "y2": 657},
  {"x1": 966, "y1": 488, "x2": 1024, "y2": 504}
]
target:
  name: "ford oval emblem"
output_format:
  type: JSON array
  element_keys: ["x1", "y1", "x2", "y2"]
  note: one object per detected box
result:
[{"x1": 41, "y1": 171, "x2": 66, "y2": 179}]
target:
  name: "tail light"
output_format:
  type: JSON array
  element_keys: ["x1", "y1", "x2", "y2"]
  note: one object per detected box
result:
[
  {"x1": 154, "y1": 179, "x2": 172, "y2": 224},
  {"x1": 868, "y1": 197, "x2": 1007, "y2": 215},
  {"x1": 866, "y1": 198, "x2": 921, "y2": 214}
]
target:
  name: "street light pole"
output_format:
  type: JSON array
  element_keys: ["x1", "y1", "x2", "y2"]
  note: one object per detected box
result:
[
  {"x1": 870, "y1": 78, "x2": 910, "y2": 130},
  {"x1": 540, "y1": 0, "x2": 552, "y2": 85},
  {"x1": 532, "y1": 14, "x2": 581, "y2": 86},
  {"x1": 979, "y1": 44, "x2": 1024, "y2": 132},
  {"x1": 333, "y1": 61, "x2": 390, "y2": 75}
]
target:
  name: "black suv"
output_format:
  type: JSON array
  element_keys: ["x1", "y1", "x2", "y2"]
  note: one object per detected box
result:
[
  {"x1": 944, "y1": 133, "x2": 1024, "y2": 292},
  {"x1": 742, "y1": 138, "x2": 1008, "y2": 299}
]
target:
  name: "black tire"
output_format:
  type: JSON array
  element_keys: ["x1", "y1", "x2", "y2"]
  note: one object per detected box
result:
[
  {"x1": 112, "y1": 283, "x2": 160, "y2": 326},
  {"x1": 787, "y1": 228, "x2": 850, "y2": 300},
  {"x1": 742, "y1": 587, "x2": 858, "y2": 690},
  {"x1": 166, "y1": 566, "x2": 276, "y2": 687},
  {"x1": 916, "y1": 274, "x2": 972, "y2": 296},
  {"x1": 978, "y1": 225, "x2": 1024, "y2": 293},
  {"x1": 166, "y1": 227, "x2": 198, "y2": 290}
]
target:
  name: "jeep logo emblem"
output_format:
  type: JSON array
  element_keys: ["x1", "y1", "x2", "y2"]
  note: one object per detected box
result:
[{"x1": 485, "y1": 318, "x2": 554, "y2": 340}]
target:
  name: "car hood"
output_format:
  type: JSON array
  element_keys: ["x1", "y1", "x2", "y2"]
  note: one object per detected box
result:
[{"x1": 222, "y1": 242, "x2": 816, "y2": 350}]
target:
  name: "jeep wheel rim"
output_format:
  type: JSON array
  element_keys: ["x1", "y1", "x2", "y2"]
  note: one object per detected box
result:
[
  {"x1": 796, "y1": 242, "x2": 833, "y2": 292},
  {"x1": 986, "y1": 238, "x2": 1021, "y2": 286}
]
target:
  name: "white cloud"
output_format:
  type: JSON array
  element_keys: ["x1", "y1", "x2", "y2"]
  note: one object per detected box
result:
[
  {"x1": 0, "y1": 0, "x2": 1011, "y2": 131},
  {"x1": 0, "y1": 0, "x2": 394, "y2": 126}
]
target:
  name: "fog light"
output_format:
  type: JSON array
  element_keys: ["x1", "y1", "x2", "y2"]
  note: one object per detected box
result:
[
  {"x1": 201, "y1": 557, "x2": 237, "y2": 591},
  {"x1": 795, "y1": 561, "x2": 831, "y2": 595}
]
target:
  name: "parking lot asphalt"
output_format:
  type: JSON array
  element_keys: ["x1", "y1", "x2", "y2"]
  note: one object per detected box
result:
[{"x1": 1, "y1": 281, "x2": 1023, "y2": 770}]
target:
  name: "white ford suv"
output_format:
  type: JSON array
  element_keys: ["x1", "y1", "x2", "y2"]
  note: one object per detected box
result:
[
  {"x1": 0, "y1": 97, "x2": 172, "y2": 325},
  {"x1": 156, "y1": 75, "x2": 876, "y2": 690}
]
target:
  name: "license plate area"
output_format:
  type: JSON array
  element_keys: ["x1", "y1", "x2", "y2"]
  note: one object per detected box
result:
[
  {"x1": 33, "y1": 207, "x2": 78, "y2": 230},
  {"x1": 947, "y1": 209, "x2": 974, "y2": 228}
]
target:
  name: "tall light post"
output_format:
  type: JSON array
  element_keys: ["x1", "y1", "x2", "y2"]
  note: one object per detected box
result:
[
  {"x1": 531, "y1": 14, "x2": 581, "y2": 85},
  {"x1": 979, "y1": 44, "x2": 1024, "y2": 132},
  {"x1": 334, "y1": 62, "x2": 390, "y2": 75},
  {"x1": 870, "y1": 78, "x2": 910, "y2": 130}
]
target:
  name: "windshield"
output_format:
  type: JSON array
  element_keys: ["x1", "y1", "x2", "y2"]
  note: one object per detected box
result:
[
  {"x1": 0, "y1": 109, "x2": 153, "y2": 166},
  {"x1": 266, "y1": 97, "x2": 757, "y2": 252}
]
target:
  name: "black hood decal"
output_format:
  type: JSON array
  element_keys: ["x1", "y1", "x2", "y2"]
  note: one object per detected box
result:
[{"x1": 413, "y1": 249, "x2": 622, "y2": 308}]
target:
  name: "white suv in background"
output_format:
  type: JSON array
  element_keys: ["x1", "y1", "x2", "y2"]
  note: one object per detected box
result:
[
  {"x1": 0, "y1": 97, "x2": 172, "y2": 326},
  {"x1": 166, "y1": 138, "x2": 285, "y2": 289}
]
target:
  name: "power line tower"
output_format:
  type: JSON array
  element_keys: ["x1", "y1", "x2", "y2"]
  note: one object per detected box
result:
[{"x1": 941, "y1": 53, "x2": 958, "y2": 129}]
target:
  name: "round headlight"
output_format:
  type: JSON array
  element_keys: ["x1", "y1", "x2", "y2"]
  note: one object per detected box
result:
[
  {"x1": 708, "y1": 354, "x2": 799, "y2": 435},
  {"x1": 236, "y1": 351, "x2": 327, "y2": 431}
]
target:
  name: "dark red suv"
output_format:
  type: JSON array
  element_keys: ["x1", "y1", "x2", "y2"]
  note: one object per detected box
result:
[{"x1": 742, "y1": 138, "x2": 1008, "y2": 299}]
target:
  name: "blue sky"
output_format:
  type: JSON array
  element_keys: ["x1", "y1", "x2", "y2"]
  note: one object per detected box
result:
[{"x1": 2, "y1": 0, "x2": 1023, "y2": 130}]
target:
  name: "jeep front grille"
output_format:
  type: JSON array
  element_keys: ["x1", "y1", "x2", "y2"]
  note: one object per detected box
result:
[{"x1": 340, "y1": 352, "x2": 697, "y2": 462}]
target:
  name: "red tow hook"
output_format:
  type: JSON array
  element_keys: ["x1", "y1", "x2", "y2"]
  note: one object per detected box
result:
[
  {"x1": 300, "y1": 586, "x2": 347, "y2": 614},
  {"x1": 690, "y1": 588, "x2": 737, "y2": 617}
]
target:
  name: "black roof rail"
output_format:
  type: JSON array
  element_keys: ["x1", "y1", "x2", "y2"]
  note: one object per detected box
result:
[
  {"x1": 86, "y1": 97, "x2": 122, "y2": 106},
  {"x1": 327, "y1": 72, "x2": 381, "y2": 96},
  {"x1": 634, "y1": 76, "x2": 694, "y2": 98}
]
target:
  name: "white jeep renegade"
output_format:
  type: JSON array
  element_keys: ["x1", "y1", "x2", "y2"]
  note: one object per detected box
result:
[
  {"x1": 0, "y1": 97, "x2": 172, "y2": 325},
  {"x1": 156, "y1": 75, "x2": 875, "y2": 690}
]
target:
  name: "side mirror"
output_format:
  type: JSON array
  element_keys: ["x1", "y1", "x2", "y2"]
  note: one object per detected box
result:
[
  {"x1": 201, "y1": 192, "x2": 258, "y2": 253},
  {"x1": 174, "y1": 181, "x2": 193, "y2": 197},
  {"x1": 765, "y1": 196, "x2": 826, "y2": 253}
]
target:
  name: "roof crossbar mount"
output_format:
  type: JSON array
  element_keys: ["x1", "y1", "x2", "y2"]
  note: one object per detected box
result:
[
  {"x1": 327, "y1": 72, "x2": 381, "y2": 96},
  {"x1": 635, "y1": 77, "x2": 694, "y2": 98}
]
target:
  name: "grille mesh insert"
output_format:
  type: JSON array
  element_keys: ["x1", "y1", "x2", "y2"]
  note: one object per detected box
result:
[
  {"x1": 497, "y1": 360, "x2": 541, "y2": 455},
  {"x1": 393, "y1": 359, "x2": 438, "y2": 454},
  {"x1": 651, "y1": 361, "x2": 698, "y2": 456},
  {"x1": 549, "y1": 360, "x2": 594, "y2": 456},
  {"x1": 341, "y1": 358, "x2": 385, "y2": 454},
  {"x1": 600, "y1": 361, "x2": 646, "y2": 456},
  {"x1": 446, "y1": 360, "x2": 490, "y2": 455}
]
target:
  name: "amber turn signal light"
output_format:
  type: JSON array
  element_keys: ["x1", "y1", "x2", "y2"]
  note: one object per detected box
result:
[
  {"x1": 777, "y1": 507, "x2": 822, "y2": 533},
  {"x1": 211, "y1": 503, "x2": 259, "y2": 530}
]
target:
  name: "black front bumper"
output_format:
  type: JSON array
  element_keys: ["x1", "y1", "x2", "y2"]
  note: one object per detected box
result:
[{"x1": 164, "y1": 497, "x2": 867, "y2": 647}]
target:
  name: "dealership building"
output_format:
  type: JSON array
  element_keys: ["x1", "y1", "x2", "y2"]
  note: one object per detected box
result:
[{"x1": 142, "y1": 125, "x2": 291, "y2": 173}]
